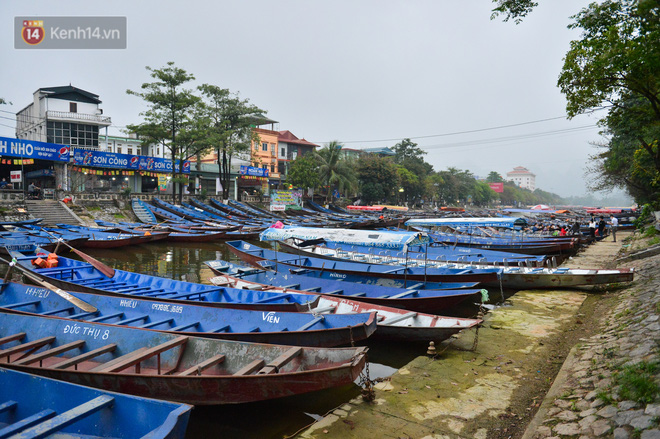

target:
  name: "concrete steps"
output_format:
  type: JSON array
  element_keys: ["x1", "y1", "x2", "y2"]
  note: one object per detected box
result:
[{"x1": 25, "y1": 200, "x2": 84, "y2": 226}]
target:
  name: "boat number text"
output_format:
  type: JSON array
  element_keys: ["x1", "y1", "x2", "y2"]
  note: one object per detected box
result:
[
  {"x1": 262, "y1": 312, "x2": 280, "y2": 324},
  {"x1": 329, "y1": 272, "x2": 346, "y2": 279},
  {"x1": 151, "y1": 303, "x2": 183, "y2": 313},
  {"x1": 64, "y1": 323, "x2": 110, "y2": 340}
]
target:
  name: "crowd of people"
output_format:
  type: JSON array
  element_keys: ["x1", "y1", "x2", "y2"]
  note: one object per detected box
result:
[{"x1": 523, "y1": 214, "x2": 619, "y2": 241}]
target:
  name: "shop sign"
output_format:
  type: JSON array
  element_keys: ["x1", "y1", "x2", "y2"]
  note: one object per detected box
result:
[
  {"x1": 270, "y1": 189, "x2": 302, "y2": 211},
  {"x1": 72, "y1": 150, "x2": 190, "y2": 174},
  {"x1": 10, "y1": 170, "x2": 22, "y2": 183},
  {"x1": 239, "y1": 165, "x2": 269, "y2": 177},
  {"x1": 0, "y1": 136, "x2": 70, "y2": 162}
]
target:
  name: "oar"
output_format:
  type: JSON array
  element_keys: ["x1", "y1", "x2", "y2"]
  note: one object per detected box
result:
[
  {"x1": 37, "y1": 230, "x2": 116, "y2": 279},
  {"x1": 0, "y1": 256, "x2": 97, "y2": 313}
]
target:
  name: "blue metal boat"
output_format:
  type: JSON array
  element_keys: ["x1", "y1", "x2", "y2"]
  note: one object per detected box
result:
[
  {"x1": 0, "y1": 367, "x2": 192, "y2": 439},
  {"x1": 0, "y1": 312, "x2": 368, "y2": 405},
  {"x1": 205, "y1": 260, "x2": 483, "y2": 314},
  {"x1": 9, "y1": 247, "x2": 320, "y2": 312},
  {"x1": 0, "y1": 281, "x2": 376, "y2": 347},
  {"x1": 206, "y1": 263, "x2": 483, "y2": 342},
  {"x1": 226, "y1": 240, "x2": 501, "y2": 286}
]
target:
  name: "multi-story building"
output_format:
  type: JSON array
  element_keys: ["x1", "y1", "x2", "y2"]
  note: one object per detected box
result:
[
  {"x1": 506, "y1": 166, "x2": 536, "y2": 191},
  {"x1": 276, "y1": 130, "x2": 319, "y2": 176},
  {"x1": 16, "y1": 86, "x2": 112, "y2": 149}
]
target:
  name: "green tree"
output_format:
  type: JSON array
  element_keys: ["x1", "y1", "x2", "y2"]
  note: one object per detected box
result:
[
  {"x1": 392, "y1": 138, "x2": 433, "y2": 202},
  {"x1": 557, "y1": 1, "x2": 660, "y2": 205},
  {"x1": 396, "y1": 167, "x2": 419, "y2": 205},
  {"x1": 486, "y1": 171, "x2": 504, "y2": 182},
  {"x1": 287, "y1": 154, "x2": 321, "y2": 194},
  {"x1": 356, "y1": 154, "x2": 399, "y2": 204},
  {"x1": 127, "y1": 62, "x2": 199, "y2": 203},
  {"x1": 490, "y1": 0, "x2": 538, "y2": 23},
  {"x1": 314, "y1": 141, "x2": 357, "y2": 202},
  {"x1": 196, "y1": 84, "x2": 264, "y2": 200}
]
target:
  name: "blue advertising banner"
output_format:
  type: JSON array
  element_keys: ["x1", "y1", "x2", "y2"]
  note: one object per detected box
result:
[
  {"x1": 240, "y1": 165, "x2": 269, "y2": 177},
  {"x1": 72, "y1": 150, "x2": 190, "y2": 174},
  {"x1": 0, "y1": 136, "x2": 70, "y2": 162}
]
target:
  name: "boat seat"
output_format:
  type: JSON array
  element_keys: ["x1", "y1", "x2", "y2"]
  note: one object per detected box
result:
[
  {"x1": 233, "y1": 359, "x2": 266, "y2": 376},
  {"x1": 289, "y1": 268, "x2": 311, "y2": 275},
  {"x1": 554, "y1": 268, "x2": 569, "y2": 273},
  {"x1": 212, "y1": 325, "x2": 231, "y2": 333},
  {"x1": 115, "y1": 315, "x2": 149, "y2": 325},
  {"x1": 88, "y1": 312, "x2": 124, "y2": 323},
  {"x1": 16, "y1": 395, "x2": 115, "y2": 439},
  {"x1": 281, "y1": 284, "x2": 301, "y2": 290},
  {"x1": 53, "y1": 344, "x2": 117, "y2": 370},
  {"x1": 178, "y1": 354, "x2": 226, "y2": 376},
  {"x1": 69, "y1": 311, "x2": 99, "y2": 320},
  {"x1": 389, "y1": 290, "x2": 419, "y2": 299},
  {"x1": 302, "y1": 286, "x2": 322, "y2": 292},
  {"x1": 455, "y1": 269, "x2": 472, "y2": 274},
  {"x1": 296, "y1": 316, "x2": 324, "y2": 332},
  {"x1": 140, "y1": 318, "x2": 175, "y2": 329},
  {"x1": 0, "y1": 400, "x2": 17, "y2": 414},
  {"x1": 405, "y1": 283, "x2": 424, "y2": 290},
  {"x1": 382, "y1": 267, "x2": 405, "y2": 274},
  {"x1": 2, "y1": 300, "x2": 41, "y2": 310},
  {"x1": 0, "y1": 409, "x2": 57, "y2": 438},
  {"x1": 257, "y1": 347, "x2": 303, "y2": 375},
  {"x1": 324, "y1": 289, "x2": 344, "y2": 295},
  {"x1": 13, "y1": 340, "x2": 86, "y2": 366},
  {"x1": 507, "y1": 268, "x2": 521, "y2": 272},
  {"x1": 254, "y1": 294, "x2": 292, "y2": 304},
  {"x1": 529, "y1": 268, "x2": 544, "y2": 273},
  {"x1": 90, "y1": 335, "x2": 189, "y2": 373},
  {"x1": 171, "y1": 322, "x2": 200, "y2": 332},
  {"x1": 348, "y1": 292, "x2": 366, "y2": 297},
  {"x1": 0, "y1": 336, "x2": 56, "y2": 361},
  {"x1": 380, "y1": 312, "x2": 418, "y2": 326},
  {"x1": 40, "y1": 306, "x2": 75, "y2": 316},
  {"x1": 0, "y1": 332, "x2": 25, "y2": 346}
]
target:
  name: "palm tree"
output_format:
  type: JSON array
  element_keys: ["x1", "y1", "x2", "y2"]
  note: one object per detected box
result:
[{"x1": 313, "y1": 141, "x2": 358, "y2": 203}]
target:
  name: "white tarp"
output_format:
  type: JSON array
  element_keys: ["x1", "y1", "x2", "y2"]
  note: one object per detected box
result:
[{"x1": 259, "y1": 226, "x2": 430, "y2": 250}]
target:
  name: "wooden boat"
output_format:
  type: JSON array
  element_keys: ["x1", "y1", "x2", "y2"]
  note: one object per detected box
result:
[
  {"x1": 207, "y1": 267, "x2": 483, "y2": 342},
  {"x1": 0, "y1": 281, "x2": 376, "y2": 347},
  {"x1": 0, "y1": 367, "x2": 192, "y2": 439},
  {"x1": 206, "y1": 260, "x2": 483, "y2": 314},
  {"x1": 226, "y1": 240, "x2": 501, "y2": 285},
  {"x1": 10, "y1": 248, "x2": 320, "y2": 312},
  {"x1": 0, "y1": 312, "x2": 368, "y2": 405}
]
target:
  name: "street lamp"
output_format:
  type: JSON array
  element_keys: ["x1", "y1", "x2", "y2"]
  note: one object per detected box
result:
[{"x1": 398, "y1": 187, "x2": 404, "y2": 205}]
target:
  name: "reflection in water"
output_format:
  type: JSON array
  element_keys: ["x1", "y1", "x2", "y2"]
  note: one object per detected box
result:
[{"x1": 21, "y1": 240, "x2": 442, "y2": 438}]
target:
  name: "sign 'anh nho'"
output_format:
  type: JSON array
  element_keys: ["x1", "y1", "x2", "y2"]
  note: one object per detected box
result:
[{"x1": 0, "y1": 136, "x2": 70, "y2": 162}]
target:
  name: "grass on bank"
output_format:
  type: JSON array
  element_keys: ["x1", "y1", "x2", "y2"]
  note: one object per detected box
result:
[{"x1": 615, "y1": 361, "x2": 660, "y2": 404}]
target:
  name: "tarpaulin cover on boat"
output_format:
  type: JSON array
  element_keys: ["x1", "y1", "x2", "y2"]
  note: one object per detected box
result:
[
  {"x1": 259, "y1": 226, "x2": 429, "y2": 250},
  {"x1": 405, "y1": 217, "x2": 527, "y2": 229}
]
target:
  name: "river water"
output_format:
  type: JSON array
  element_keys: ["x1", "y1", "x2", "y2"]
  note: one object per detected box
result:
[{"x1": 74, "y1": 241, "x2": 444, "y2": 439}]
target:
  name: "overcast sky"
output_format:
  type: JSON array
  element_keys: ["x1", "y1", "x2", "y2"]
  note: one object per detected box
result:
[{"x1": 1, "y1": 0, "x2": 618, "y2": 198}]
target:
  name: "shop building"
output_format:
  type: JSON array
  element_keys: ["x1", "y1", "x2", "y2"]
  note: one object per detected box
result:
[{"x1": 506, "y1": 166, "x2": 536, "y2": 191}]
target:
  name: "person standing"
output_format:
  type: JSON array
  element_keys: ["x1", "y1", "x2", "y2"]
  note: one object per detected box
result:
[
  {"x1": 610, "y1": 215, "x2": 619, "y2": 242},
  {"x1": 597, "y1": 216, "x2": 606, "y2": 239},
  {"x1": 588, "y1": 217, "x2": 596, "y2": 239}
]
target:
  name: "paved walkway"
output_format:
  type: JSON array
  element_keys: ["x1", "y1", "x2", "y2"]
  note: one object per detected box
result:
[{"x1": 522, "y1": 232, "x2": 660, "y2": 439}]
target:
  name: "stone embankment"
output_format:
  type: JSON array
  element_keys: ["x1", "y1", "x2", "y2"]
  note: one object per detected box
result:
[{"x1": 523, "y1": 240, "x2": 660, "y2": 439}]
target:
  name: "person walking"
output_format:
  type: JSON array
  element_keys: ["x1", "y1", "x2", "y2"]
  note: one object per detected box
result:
[{"x1": 610, "y1": 215, "x2": 619, "y2": 242}]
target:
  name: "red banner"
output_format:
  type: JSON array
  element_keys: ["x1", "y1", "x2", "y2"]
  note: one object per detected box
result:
[{"x1": 488, "y1": 182, "x2": 504, "y2": 193}]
